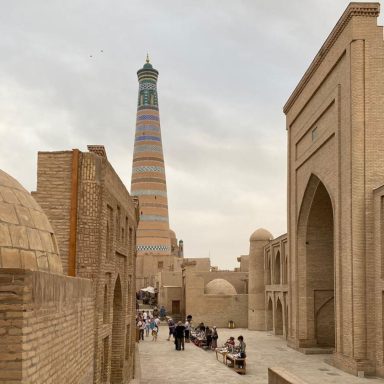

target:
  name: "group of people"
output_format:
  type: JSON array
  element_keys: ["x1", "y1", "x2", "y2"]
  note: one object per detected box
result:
[
  {"x1": 194, "y1": 322, "x2": 219, "y2": 349},
  {"x1": 136, "y1": 310, "x2": 161, "y2": 342},
  {"x1": 166, "y1": 315, "x2": 193, "y2": 350},
  {"x1": 137, "y1": 310, "x2": 246, "y2": 359},
  {"x1": 223, "y1": 335, "x2": 246, "y2": 358}
]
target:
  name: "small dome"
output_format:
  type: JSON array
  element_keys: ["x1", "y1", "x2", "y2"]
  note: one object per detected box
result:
[
  {"x1": 143, "y1": 62, "x2": 153, "y2": 69},
  {"x1": 250, "y1": 228, "x2": 273, "y2": 242},
  {"x1": 0, "y1": 169, "x2": 63, "y2": 274},
  {"x1": 205, "y1": 279, "x2": 237, "y2": 295},
  {"x1": 169, "y1": 229, "x2": 176, "y2": 239}
]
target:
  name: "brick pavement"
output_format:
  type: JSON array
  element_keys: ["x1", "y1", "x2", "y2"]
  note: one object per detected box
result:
[{"x1": 138, "y1": 326, "x2": 384, "y2": 383}]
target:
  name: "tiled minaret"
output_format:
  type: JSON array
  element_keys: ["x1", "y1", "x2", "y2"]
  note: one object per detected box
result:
[{"x1": 131, "y1": 56, "x2": 171, "y2": 258}]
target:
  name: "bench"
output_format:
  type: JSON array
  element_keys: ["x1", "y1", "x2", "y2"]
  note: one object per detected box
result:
[
  {"x1": 225, "y1": 353, "x2": 246, "y2": 374},
  {"x1": 215, "y1": 349, "x2": 228, "y2": 363}
]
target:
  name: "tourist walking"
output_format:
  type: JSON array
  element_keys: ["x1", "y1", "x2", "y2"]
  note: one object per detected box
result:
[
  {"x1": 174, "y1": 321, "x2": 185, "y2": 351},
  {"x1": 184, "y1": 318, "x2": 191, "y2": 342},
  {"x1": 159, "y1": 305, "x2": 166, "y2": 320},
  {"x1": 145, "y1": 318, "x2": 151, "y2": 337},
  {"x1": 167, "y1": 318, "x2": 175, "y2": 341},
  {"x1": 211, "y1": 326, "x2": 218, "y2": 349},
  {"x1": 205, "y1": 326, "x2": 212, "y2": 349},
  {"x1": 139, "y1": 318, "x2": 146, "y2": 340}
]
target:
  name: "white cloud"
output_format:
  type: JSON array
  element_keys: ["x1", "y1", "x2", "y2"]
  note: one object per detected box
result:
[{"x1": 0, "y1": 0, "x2": 374, "y2": 269}]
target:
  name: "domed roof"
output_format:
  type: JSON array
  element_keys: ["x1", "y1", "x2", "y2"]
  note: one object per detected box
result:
[
  {"x1": 0, "y1": 170, "x2": 63, "y2": 274},
  {"x1": 205, "y1": 278, "x2": 237, "y2": 295},
  {"x1": 169, "y1": 229, "x2": 176, "y2": 239},
  {"x1": 250, "y1": 228, "x2": 273, "y2": 242}
]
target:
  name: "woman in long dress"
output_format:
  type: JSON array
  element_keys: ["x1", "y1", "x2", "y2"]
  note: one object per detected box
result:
[{"x1": 211, "y1": 326, "x2": 218, "y2": 350}]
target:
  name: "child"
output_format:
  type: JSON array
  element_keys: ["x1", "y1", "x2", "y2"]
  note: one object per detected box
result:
[{"x1": 152, "y1": 325, "x2": 158, "y2": 341}]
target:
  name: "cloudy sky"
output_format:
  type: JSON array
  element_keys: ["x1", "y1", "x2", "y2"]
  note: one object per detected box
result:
[{"x1": 1, "y1": 1, "x2": 382, "y2": 269}]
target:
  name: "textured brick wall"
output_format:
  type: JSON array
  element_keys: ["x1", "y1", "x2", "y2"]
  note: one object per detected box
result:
[
  {"x1": 285, "y1": 3, "x2": 384, "y2": 376},
  {"x1": 0, "y1": 269, "x2": 94, "y2": 384},
  {"x1": 33, "y1": 149, "x2": 138, "y2": 383},
  {"x1": 33, "y1": 151, "x2": 73, "y2": 275},
  {"x1": 76, "y1": 151, "x2": 137, "y2": 384}
]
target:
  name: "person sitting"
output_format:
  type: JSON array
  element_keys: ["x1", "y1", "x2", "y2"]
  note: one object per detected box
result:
[{"x1": 224, "y1": 336, "x2": 235, "y2": 351}]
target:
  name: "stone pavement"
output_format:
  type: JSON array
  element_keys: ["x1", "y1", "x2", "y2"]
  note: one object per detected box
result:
[{"x1": 138, "y1": 326, "x2": 384, "y2": 383}]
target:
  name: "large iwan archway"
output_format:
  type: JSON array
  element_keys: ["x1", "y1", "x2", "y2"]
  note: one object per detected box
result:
[{"x1": 298, "y1": 175, "x2": 335, "y2": 348}]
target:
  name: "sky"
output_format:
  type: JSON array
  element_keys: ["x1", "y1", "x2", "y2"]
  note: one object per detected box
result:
[{"x1": 1, "y1": 1, "x2": 382, "y2": 269}]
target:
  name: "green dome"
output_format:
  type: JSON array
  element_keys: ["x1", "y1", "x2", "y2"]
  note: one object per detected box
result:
[{"x1": 143, "y1": 62, "x2": 153, "y2": 69}]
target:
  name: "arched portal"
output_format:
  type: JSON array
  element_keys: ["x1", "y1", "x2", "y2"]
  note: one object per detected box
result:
[
  {"x1": 267, "y1": 297, "x2": 273, "y2": 331},
  {"x1": 274, "y1": 251, "x2": 281, "y2": 284},
  {"x1": 275, "y1": 297, "x2": 283, "y2": 335},
  {"x1": 111, "y1": 275, "x2": 123, "y2": 383},
  {"x1": 298, "y1": 175, "x2": 335, "y2": 347}
]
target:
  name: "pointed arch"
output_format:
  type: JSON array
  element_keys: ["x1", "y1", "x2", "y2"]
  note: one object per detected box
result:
[
  {"x1": 275, "y1": 297, "x2": 283, "y2": 335},
  {"x1": 267, "y1": 297, "x2": 273, "y2": 331},
  {"x1": 297, "y1": 174, "x2": 335, "y2": 347},
  {"x1": 111, "y1": 275, "x2": 123, "y2": 383},
  {"x1": 274, "y1": 251, "x2": 281, "y2": 284}
]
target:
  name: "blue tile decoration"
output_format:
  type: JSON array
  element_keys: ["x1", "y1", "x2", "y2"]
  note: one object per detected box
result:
[
  {"x1": 132, "y1": 166, "x2": 165, "y2": 174},
  {"x1": 135, "y1": 136, "x2": 161, "y2": 142},
  {"x1": 133, "y1": 189, "x2": 167, "y2": 197},
  {"x1": 134, "y1": 145, "x2": 162, "y2": 153},
  {"x1": 137, "y1": 115, "x2": 159, "y2": 121},
  {"x1": 139, "y1": 83, "x2": 157, "y2": 90},
  {"x1": 140, "y1": 214, "x2": 168, "y2": 222},
  {"x1": 136, "y1": 245, "x2": 170, "y2": 252},
  {"x1": 135, "y1": 125, "x2": 160, "y2": 132}
]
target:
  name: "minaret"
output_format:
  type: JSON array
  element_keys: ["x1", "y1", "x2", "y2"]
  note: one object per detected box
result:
[{"x1": 131, "y1": 56, "x2": 171, "y2": 262}]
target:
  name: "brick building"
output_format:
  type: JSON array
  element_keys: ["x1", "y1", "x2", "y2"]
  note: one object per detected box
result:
[
  {"x1": 0, "y1": 144, "x2": 139, "y2": 383},
  {"x1": 34, "y1": 145, "x2": 139, "y2": 383},
  {"x1": 247, "y1": 2, "x2": 384, "y2": 378}
]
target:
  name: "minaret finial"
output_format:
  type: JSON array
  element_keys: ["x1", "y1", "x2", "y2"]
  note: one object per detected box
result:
[{"x1": 146, "y1": 53, "x2": 150, "y2": 63}]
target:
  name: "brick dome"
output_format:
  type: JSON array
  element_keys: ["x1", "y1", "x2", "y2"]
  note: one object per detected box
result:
[
  {"x1": 205, "y1": 278, "x2": 237, "y2": 295},
  {"x1": 250, "y1": 228, "x2": 273, "y2": 242},
  {"x1": 0, "y1": 169, "x2": 63, "y2": 274}
]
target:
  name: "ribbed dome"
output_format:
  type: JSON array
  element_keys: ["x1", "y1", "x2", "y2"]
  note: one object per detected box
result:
[
  {"x1": 0, "y1": 169, "x2": 63, "y2": 274},
  {"x1": 205, "y1": 279, "x2": 237, "y2": 295},
  {"x1": 250, "y1": 228, "x2": 273, "y2": 242}
]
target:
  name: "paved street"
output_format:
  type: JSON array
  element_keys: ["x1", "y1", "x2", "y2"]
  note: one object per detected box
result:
[{"x1": 138, "y1": 326, "x2": 384, "y2": 384}]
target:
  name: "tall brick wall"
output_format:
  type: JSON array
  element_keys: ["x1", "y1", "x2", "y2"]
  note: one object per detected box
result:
[
  {"x1": 0, "y1": 269, "x2": 94, "y2": 384},
  {"x1": 284, "y1": 3, "x2": 384, "y2": 376},
  {"x1": 33, "y1": 148, "x2": 138, "y2": 383},
  {"x1": 33, "y1": 151, "x2": 73, "y2": 275},
  {"x1": 76, "y1": 151, "x2": 137, "y2": 384}
]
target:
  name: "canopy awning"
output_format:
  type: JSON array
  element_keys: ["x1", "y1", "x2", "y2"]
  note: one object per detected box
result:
[{"x1": 140, "y1": 286, "x2": 155, "y2": 294}]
